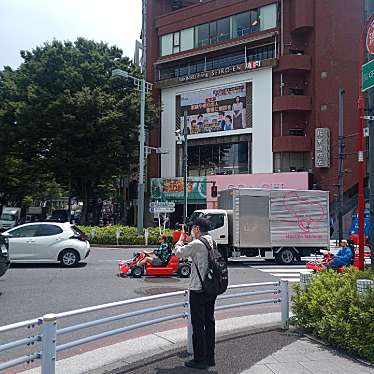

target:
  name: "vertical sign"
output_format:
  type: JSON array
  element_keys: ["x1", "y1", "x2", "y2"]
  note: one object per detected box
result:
[
  {"x1": 315, "y1": 128, "x2": 331, "y2": 168},
  {"x1": 366, "y1": 19, "x2": 374, "y2": 55}
]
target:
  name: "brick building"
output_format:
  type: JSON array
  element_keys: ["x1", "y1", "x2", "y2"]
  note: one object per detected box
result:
[{"x1": 143, "y1": 0, "x2": 364, "y2": 224}]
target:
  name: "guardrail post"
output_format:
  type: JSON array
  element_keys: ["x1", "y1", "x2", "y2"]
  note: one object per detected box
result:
[
  {"x1": 41, "y1": 314, "x2": 57, "y2": 374},
  {"x1": 280, "y1": 280, "x2": 289, "y2": 330},
  {"x1": 186, "y1": 290, "x2": 193, "y2": 355}
]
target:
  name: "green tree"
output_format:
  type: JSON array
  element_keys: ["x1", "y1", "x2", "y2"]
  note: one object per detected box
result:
[{"x1": 0, "y1": 38, "x2": 157, "y2": 224}]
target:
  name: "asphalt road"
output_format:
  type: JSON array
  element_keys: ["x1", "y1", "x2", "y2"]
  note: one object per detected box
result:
[{"x1": 0, "y1": 247, "x2": 283, "y2": 370}]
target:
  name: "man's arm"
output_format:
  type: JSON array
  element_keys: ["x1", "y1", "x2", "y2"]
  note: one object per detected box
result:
[{"x1": 175, "y1": 239, "x2": 196, "y2": 259}]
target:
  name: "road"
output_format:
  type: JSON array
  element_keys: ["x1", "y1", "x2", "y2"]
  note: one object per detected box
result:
[{"x1": 0, "y1": 247, "x2": 305, "y2": 371}]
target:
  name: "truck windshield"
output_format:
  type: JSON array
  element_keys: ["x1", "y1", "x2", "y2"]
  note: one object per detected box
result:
[
  {"x1": 189, "y1": 212, "x2": 225, "y2": 230},
  {"x1": 0, "y1": 214, "x2": 16, "y2": 222}
]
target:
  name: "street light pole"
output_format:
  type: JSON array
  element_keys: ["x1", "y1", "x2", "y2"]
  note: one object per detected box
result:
[
  {"x1": 111, "y1": 69, "x2": 152, "y2": 236},
  {"x1": 137, "y1": 78, "x2": 146, "y2": 235}
]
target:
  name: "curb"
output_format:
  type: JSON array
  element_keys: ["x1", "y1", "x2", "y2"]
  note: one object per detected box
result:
[{"x1": 85, "y1": 322, "x2": 284, "y2": 374}]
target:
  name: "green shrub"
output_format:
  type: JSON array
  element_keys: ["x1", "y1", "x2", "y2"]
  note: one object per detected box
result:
[
  {"x1": 292, "y1": 268, "x2": 374, "y2": 363},
  {"x1": 77, "y1": 225, "x2": 173, "y2": 246}
]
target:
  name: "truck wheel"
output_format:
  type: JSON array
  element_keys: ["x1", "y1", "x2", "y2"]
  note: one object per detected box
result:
[
  {"x1": 275, "y1": 248, "x2": 295, "y2": 265},
  {"x1": 178, "y1": 264, "x2": 191, "y2": 278},
  {"x1": 131, "y1": 266, "x2": 143, "y2": 278}
]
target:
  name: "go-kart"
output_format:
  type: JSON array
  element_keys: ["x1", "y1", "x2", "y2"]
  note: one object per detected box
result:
[
  {"x1": 306, "y1": 249, "x2": 371, "y2": 273},
  {"x1": 118, "y1": 251, "x2": 191, "y2": 278}
]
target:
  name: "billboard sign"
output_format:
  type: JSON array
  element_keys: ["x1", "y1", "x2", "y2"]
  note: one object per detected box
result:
[
  {"x1": 150, "y1": 177, "x2": 206, "y2": 203},
  {"x1": 315, "y1": 128, "x2": 330, "y2": 168},
  {"x1": 177, "y1": 82, "x2": 252, "y2": 139}
]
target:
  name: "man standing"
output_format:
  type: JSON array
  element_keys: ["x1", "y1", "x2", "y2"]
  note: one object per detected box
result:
[{"x1": 175, "y1": 217, "x2": 216, "y2": 370}]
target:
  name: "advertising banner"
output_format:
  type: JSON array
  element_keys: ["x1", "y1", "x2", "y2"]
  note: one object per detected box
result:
[
  {"x1": 151, "y1": 177, "x2": 206, "y2": 203},
  {"x1": 177, "y1": 82, "x2": 252, "y2": 139}
]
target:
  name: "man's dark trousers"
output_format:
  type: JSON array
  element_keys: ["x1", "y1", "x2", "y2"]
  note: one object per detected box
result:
[{"x1": 189, "y1": 290, "x2": 217, "y2": 364}]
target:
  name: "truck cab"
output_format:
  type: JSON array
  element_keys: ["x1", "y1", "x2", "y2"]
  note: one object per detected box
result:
[
  {"x1": 0, "y1": 208, "x2": 22, "y2": 231},
  {"x1": 189, "y1": 209, "x2": 229, "y2": 246}
]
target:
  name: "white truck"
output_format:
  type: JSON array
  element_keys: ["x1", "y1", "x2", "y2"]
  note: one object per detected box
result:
[
  {"x1": 0, "y1": 207, "x2": 22, "y2": 231},
  {"x1": 190, "y1": 188, "x2": 330, "y2": 265}
]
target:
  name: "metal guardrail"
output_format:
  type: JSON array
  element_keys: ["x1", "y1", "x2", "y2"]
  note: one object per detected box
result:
[{"x1": 0, "y1": 280, "x2": 289, "y2": 373}]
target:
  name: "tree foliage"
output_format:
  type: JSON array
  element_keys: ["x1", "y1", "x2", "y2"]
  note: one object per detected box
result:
[{"x1": 0, "y1": 38, "x2": 157, "y2": 223}]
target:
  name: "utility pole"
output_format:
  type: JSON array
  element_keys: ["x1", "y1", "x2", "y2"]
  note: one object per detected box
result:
[
  {"x1": 337, "y1": 89, "x2": 345, "y2": 242},
  {"x1": 183, "y1": 111, "x2": 188, "y2": 224},
  {"x1": 369, "y1": 117, "x2": 374, "y2": 269}
]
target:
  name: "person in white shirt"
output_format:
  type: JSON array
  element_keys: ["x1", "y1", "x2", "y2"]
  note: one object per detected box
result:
[{"x1": 175, "y1": 217, "x2": 216, "y2": 370}]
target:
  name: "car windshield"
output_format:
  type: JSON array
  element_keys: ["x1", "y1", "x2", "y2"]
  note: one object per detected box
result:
[{"x1": 0, "y1": 213, "x2": 16, "y2": 222}]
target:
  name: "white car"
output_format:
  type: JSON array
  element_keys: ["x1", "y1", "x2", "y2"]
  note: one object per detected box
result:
[{"x1": 3, "y1": 222, "x2": 90, "y2": 267}]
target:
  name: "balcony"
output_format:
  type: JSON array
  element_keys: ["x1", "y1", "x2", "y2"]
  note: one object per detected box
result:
[
  {"x1": 275, "y1": 54, "x2": 311, "y2": 72},
  {"x1": 273, "y1": 95, "x2": 312, "y2": 112},
  {"x1": 273, "y1": 136, "x2": 311, "y2": 153},
  {"x1": 291, "y1": 0, "x2": 314, "y2": 33}
]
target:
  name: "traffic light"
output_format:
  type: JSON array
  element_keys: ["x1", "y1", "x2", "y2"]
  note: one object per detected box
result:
[{"x1": 211, "y1": 184, "x2": 218, "y2": 198}]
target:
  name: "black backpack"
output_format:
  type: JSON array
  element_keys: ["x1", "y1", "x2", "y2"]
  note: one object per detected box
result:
[{"x1": 195, "y1": 237, "x2": 228, "y2": 296}]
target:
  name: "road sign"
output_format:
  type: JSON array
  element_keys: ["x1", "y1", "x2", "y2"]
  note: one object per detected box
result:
[
  {"x1": 149, "y1": 201, "x2": 175, "y2": 214},
  {"x1": 362, "y1": 59, "x2": 374, "y2": 92},
  {"x1": 367, "y1": 20, "x2": 374, "y2": 55}
]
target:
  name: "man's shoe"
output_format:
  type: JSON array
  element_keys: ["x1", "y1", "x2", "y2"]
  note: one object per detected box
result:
[{"x1": 184, "y1": 359, "x2": 208, "y2": 370}]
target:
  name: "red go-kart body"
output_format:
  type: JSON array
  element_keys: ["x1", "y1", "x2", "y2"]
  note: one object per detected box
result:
[{"x1": 118, "y1": 251, "x2": 191, "y2": 278}]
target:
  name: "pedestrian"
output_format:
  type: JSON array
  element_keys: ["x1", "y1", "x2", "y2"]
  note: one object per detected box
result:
[{"x1": 175, "y1": 217, "x2": 217, "y2": 370}]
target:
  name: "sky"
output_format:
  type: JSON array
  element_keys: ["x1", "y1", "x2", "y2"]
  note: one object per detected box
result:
[{"x1": 0, "y1": 0, "x2": 142, "y2": 69}]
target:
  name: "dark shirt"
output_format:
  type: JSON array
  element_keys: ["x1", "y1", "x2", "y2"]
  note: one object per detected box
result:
[{"x1": 154, "y1": 242, "x2": 171, "y2": 264}]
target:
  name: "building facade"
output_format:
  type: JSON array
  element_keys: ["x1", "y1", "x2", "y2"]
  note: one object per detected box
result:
[{"x1": 144, "y1": 0, "x2": 364, "y2": 222}]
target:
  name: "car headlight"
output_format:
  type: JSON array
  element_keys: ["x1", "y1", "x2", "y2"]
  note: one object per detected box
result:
[{"x1": 1, "y1": 244, "x2": 7, "y2": 254}]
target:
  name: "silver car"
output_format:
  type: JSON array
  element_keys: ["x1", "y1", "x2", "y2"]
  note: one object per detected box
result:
[{"x1": 4, "y1": 222, "x2": 90, "y2": 267}]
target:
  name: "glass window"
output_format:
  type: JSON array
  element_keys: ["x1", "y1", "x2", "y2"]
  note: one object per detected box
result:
[
  {"x1": 204, "y1": 214, "x2": 225, "y2": 230},
  {"x1": 160, "y1": 33, "x2": 173, "y2": 56},
  {"x1": 233, "y1": 12, "x2": 251, "y2": 38},
  {"x1": 260, "y1": 3, "x2": 277, "y2": 31},
  {"x1": 250, "y1": 9, "x2": 260, "y2": 33},
  {"x1": 195, "y1": 23, "x2": 210, "y2": 48},
  {"x1": 9, "y1": 225, "x2": 39, "y2": 238},
  {"x1": 209, "y1": 22, "x2": 217, "y2": 44},
  {"x1": 36, "y1": 224, "x2": 63, "y2": 237},
  {"x1": 180, "y1": 28, "x2": 194, "y2": 51},
  {"x1": 217, "y1": 18, "x2": 230, "y2": 42}
]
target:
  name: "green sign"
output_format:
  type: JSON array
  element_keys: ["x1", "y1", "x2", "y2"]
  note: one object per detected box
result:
[
  {"x1": 362, "y1": 59, "x2": 374, "y2": 92},
  {"x1": 150, "y1": 177, "x2": 206, "y2": 204}
]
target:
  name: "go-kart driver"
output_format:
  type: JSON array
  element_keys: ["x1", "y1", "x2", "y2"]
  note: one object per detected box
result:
[
  {"x1": 325, "y1": 239, "x2": 353, "y2": 269},
  {"x1": 138, "y1": 235, "x2": 172, "y2": 268}
]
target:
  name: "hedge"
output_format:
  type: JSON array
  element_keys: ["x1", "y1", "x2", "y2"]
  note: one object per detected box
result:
[
  {"x1": 291, "y1": 268, "x2": 374, "y2": 363},
  {"x1": 78, "y1": 225, "x2": 174, "y2": 245}
]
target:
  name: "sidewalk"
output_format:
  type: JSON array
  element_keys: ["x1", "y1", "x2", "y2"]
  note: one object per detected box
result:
[{"x1": 21, "y1": 312, "x2": 373, "y2": 374}]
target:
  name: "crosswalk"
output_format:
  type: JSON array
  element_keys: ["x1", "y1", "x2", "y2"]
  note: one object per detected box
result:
[{"x1": 252, "y1": 260, "x2": 317, "y2": 283}]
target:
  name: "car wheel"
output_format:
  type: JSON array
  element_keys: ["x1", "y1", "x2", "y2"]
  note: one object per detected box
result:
[
  {"x1": 275, "y1": 248, "x2": 295, "y2": 265},
  {"x1": 178, "y1": 264, "x2": 191, "y2": 278},
  {"x1": 131, "y1": 265, "x2": 143, "y2": 278},
  {"x1": 59, "y1": 249, "x2": 80, "y2": 267}
]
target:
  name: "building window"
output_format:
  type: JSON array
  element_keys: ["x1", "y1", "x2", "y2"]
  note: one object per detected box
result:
[
  {"x1": 273, "y1": 152, "x2": 311, "y2": 173},
  {"x1": 195, "y1": 23, "x2": 210, "y2": 48},
  {"x1": 159, "y1": 4, "x2": 277, "y2": 57},
  {"x1": 217, "y1": 17, "x2": 231, "y2": 42},
  {"x1": 232, "y1": 11, "x2": 252, "y2": 38},
  {"x1": 160, "y1": 33, "x2": 173, "y2": 56},
  {"x1": 180, "y1": 28, "x2": 194, "y2": 51},
  {"x1": 260, "y1": 3, "x2": 277, "y2": 31},
  {"x1": 188, "y1": 141, "x2": 251, "y2": 176}
]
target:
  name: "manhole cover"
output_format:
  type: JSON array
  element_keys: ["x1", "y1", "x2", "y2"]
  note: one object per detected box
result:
[{"x1": 134, "y1": 286, "x2": 185, "y2": 296}]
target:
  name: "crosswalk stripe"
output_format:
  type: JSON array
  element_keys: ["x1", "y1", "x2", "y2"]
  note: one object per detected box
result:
[{"x1": 259, "y1": 268, "x2": 312, "y2": 273}]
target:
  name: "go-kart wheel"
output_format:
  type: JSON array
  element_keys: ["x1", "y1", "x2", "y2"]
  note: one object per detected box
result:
[
  {"x1": 131, "y1": 265, "x2": 144, "y2": 278},
  {"x1": 178, "y1": 264, "x2": 191, "y2": 278}
]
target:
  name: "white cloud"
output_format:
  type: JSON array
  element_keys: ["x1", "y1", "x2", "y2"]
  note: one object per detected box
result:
[{"x1": 0, "y1": 0, "x2": 142, "y2": 68}]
